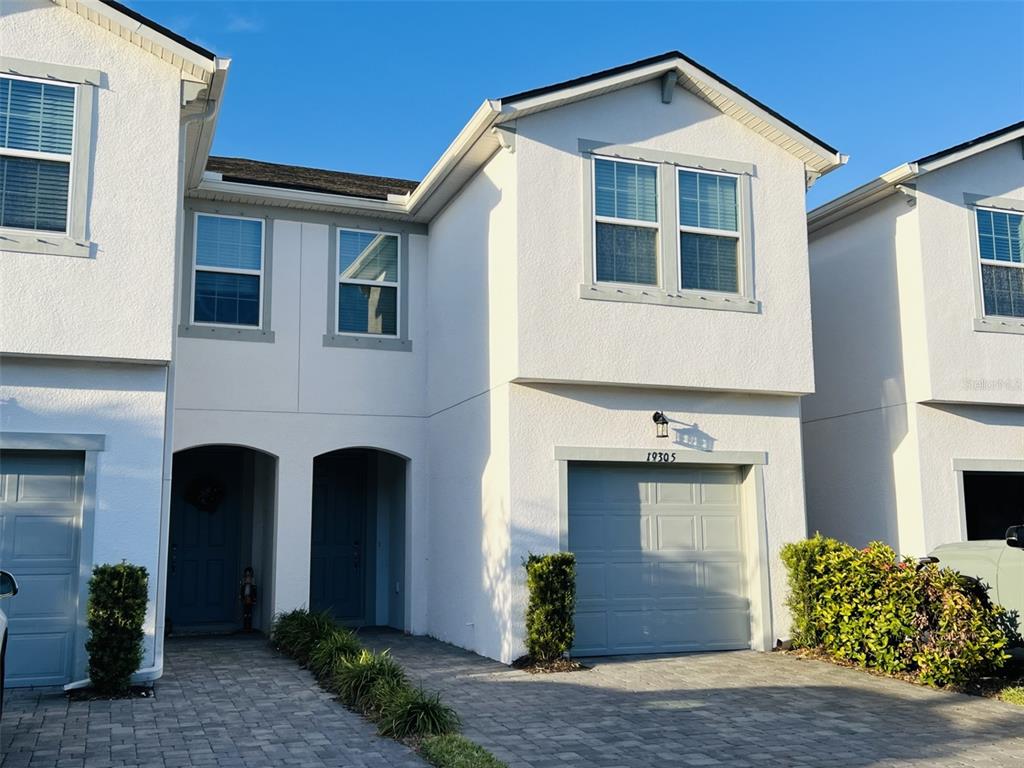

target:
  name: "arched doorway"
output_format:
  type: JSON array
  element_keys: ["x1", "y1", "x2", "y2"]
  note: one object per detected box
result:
[
  {"x1": 167, "y1": 445, "x2": 276, "y2": 635},
  {"x1": 311, "y1": 448, "x2": 406, "y2": 628}
]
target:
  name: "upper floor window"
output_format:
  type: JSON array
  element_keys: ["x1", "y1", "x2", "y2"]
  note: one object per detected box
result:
[
  {"x1": 0, "y1": 75, "x2": 75, "y2": 233},
  {"x1": 678, "y1": 169, "x2": 740, "y2": 293},
  {"x1": 593, "y1": 158, "x2": 659, "y2": 286},
  {"x1": 337, "y1": 228, "x2": 400, "y2": 336},
  {"x1": 192, "y1": 213, "x2": 265, "y2": 327},
  {"x1": 976, "y1": 207, "x2": 1024, "y2": 318}
]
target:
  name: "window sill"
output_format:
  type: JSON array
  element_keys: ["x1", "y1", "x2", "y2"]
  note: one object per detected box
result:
[
  {"x1": 974, "y1": 317, "x2": 1024, "y2": 335},
  {"x1": 0, "y1": 230, "x2": 92, "y2": 258},
  {"x1": 178, "y1": 324, "x2": 275, "y2": 343},
  {"x1": 322, "y1": 333, "x2": 412, "y2": 352},
  {"x1": 579, "y1": 283, "x2": 761, "y2": 314}
]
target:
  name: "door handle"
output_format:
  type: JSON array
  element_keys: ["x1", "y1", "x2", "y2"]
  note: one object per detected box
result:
[
  {"x1": 171, "y1": 545, "x2": 177, "y2": 575},
  {"x1": 353, "y1": 541, "x2": 361, "y2": 570}
]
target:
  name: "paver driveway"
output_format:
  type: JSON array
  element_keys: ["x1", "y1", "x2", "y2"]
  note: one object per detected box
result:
[
  {"x1": 0, "y1": 635, "x2": 424, "y2": 768},
  {"x1": 361, "y1": 630, "x2": 1024, "y2": 768}
]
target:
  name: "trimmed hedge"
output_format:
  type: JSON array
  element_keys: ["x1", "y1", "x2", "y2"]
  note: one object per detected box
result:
[
  {"x1": 421, "y1": 734, "x2": 508, "y2": 768},
  {"x1": 524, "y1": 553, "x2": 576, "y2": 662},
  {"x1": 781, "y1": 535, "x2": 1012, "y2": 687},
  {"x1": 86, "y1": 562, "x2": 148, "y2": 695}
]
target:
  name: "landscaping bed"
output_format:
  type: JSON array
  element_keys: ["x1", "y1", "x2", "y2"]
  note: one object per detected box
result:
[{"x1": 270, "y1": 609, "x2": 507, "y2": 768}]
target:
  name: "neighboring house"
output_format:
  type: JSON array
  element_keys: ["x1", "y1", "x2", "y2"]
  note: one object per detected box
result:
[
  {"x1": 1, "y1": 0, "x2": 846, "y2": 686},
  {"x1": 804, "y1": 123, "x2": 1024, "y2": 556},
  {"x1": 0, "y1": 0, "x2": 227, "y2": 686}
]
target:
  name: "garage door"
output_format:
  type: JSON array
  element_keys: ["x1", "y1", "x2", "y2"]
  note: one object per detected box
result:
[
  {"x1": 569, "y1": 463, "x2": 750, "y2": 656},
  {"x1": 0, "y1": 451, "x2": 84, "y2": 686}
]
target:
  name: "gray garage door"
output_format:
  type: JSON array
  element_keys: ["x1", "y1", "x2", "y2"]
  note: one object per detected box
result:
[
  {"x1": 0, "y1": 450, "x2": 84, "y2": 686},
  {"x1": 569, "y1": 463, "x2": 750, "y2": 656}
]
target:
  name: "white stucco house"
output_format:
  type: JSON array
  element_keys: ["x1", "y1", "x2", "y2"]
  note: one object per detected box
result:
[
  {"x1": 803, "y1": 122, "x2": 1024, "y2": 557},
  {"x1": 0, "y1": 0, "x2": 846, "y2": 687}
]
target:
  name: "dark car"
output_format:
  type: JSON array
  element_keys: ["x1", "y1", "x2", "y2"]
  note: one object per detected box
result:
[{"x1": 0, "y1": 570, "x2": 19, "y2": 719}]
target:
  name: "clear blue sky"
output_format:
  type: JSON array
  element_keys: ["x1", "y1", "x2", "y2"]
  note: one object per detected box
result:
[{"x1": 132, "y1": 1, "x2": 1024, "y2": 208}]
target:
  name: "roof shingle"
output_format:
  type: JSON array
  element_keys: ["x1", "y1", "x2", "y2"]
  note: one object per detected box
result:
[{"x1": 206, "y1": 156, "x2": 419, "y2": 201}]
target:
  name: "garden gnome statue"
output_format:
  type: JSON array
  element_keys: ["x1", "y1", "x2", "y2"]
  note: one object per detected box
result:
[{"x1": 239, "y1": 566, "x2": 257, "y2": 632}]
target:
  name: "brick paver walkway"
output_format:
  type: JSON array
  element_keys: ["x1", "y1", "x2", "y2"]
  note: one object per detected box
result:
[
  {"x1": 0, "y1": 635, "x2": 424, "y2": 768},
  {"x1": 361, "y1": 630, "x2": 1024, "y2": 768}
]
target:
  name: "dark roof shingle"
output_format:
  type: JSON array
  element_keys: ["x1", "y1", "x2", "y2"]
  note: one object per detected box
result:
[{"x1": 207, "y1": 156, "x2": 419, "y2": 201}]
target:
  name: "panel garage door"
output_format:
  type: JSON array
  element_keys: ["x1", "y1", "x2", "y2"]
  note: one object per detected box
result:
[
  {"x1": 569, "y1": 463, "x2": 750, "y2": 656},
  {"x1": 0, "y1": 451, "x2": 84, "y2": 686}
]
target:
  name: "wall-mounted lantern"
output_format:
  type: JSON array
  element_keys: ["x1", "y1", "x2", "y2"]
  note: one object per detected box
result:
[{"x1": 652, "y1": 411, "x2": 669, "y2": 439}]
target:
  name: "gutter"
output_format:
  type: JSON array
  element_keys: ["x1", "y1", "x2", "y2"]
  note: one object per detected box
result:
[{"x1": 808, "y1": 163, "x2": 918, "y2": 235}]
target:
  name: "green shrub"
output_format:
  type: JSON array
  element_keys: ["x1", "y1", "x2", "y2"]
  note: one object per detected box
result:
[
  {"x1": 524, "y1": 552, "x2": 576, "y2": 662},
  {"x1": 420, "y1": 734, "x2": 507, "y2": 768},
  {"x1": 781, "y1": 536, "x2": 1011, "y2": 687},
  {"x1": 308, "y1": 628, "x2": 362, "y2": 680},
  {"x1": 377, "y1": 685, "x2": 461, "y2": 739},
  {"x1": 999, "y1": 686, "x2": 1024, "y2": 706},
  {"x1": 85, "y1": 562, "x2": 148, "y2": 695},
  {"x1": 332, "y1": 649, "x2": 407, "y2": 711},
  {"x1": 271, "y1": 609, "x2": 337, "y2": 665}
]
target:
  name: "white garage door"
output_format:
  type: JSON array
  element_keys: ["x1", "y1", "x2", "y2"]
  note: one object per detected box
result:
[
  {"x1": 0, "y1": 451, "x2": 84, "y2": 686},
  {"x1": 569, "y1": 463, "x2": 750, "y2": 656}
]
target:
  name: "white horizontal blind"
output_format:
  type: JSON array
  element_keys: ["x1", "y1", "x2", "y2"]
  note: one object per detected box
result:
[
  {"x1": 977, "y1": 208, "x2": 1024, "y2": 318},
  {"x1": 0, "y1": 76, "x2": 75, "y2": 233},
  {"x1": 678, "y1": 169, "x2": 740, "y2": 293},
  {"x1": 594, "y1": 158, "x2": 659, "y2": 285},
  {"x1": 193, "y1": 214, "x2": 264, "y2": 327},
  {"x1": 338, "y1": 229, "x2": 399, "y2": 336}
]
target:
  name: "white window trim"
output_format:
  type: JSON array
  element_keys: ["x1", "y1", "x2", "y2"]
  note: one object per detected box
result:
[
  {"x1": 591, "y1": 156, "x2": 662, "y2": 290},
  {"x1": 0, "y1": 59, "x2": 96, "y2": 258},
  {"x1": 966, "y1": 195, "x2": 1024, "y2": 335},
  {"x1": 335, "y1": 227, "x2": 402, "y2": 339},
  {"x1": 579, "y1": 139, "x2": 760, "y2": 314},
  {"x1": 190, "y1": 212, "x2": 267, "y2": 330},
  {"x1": 676, "y1": 165, "x2": 743, "y2": 297}
]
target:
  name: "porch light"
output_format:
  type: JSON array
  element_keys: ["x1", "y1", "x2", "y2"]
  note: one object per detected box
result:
[{"x1": 652, "y1": 411, "x2": 669, "y2": 439}]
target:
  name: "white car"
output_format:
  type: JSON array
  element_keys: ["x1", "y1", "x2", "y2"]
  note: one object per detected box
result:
[{"x1": 0, "y1": 570, "x2": 18, "y2": 719}]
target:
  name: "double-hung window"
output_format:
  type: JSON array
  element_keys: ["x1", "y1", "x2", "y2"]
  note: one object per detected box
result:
[
  {"x1": 593, "y1": 158, "x2": 660, "y2": 286},
  {"x1": 0, "y1": 74, "x2": 75, "y2": 233},
  {"x1": 678, "y1": 169, "x2": 740, "y2": 293},
  {"x1": 976, "y1": 207, "x2": 1024, "y2": 318},
  {"x1": 337, "y1": 228, "x2": 400, "y2": 336},
  {"x1": 192, "y1": 213, "x2": 265, "y2": 327}
]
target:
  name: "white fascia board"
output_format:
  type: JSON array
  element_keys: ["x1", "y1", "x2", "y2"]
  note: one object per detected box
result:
[
  {"x1": 807, "y1": 163, "x2": 918, "y2": 235},
  {"x1": 183, "y1": 59, "x2": 230, "y2": 191},
  {"x1": 917, "y1": 124, "x2": 1024, "y2": 174},
  {"x1": 53, "y1": 0, "x2": 216, "y2": 81},
  {"x1": 195, "y1": 178, "x2": 413, "y2": 217},
  {"x1": 406, "y1": 100, "x2": 503, "y2": 218}
]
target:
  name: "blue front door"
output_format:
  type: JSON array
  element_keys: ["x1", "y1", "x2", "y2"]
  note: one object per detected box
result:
[
  {"x1": 167, "y1": 448, "x2": 242, "y2": 634},
  {"x1": 310, "y1": 451, "x2": 367, "y2": 624}
]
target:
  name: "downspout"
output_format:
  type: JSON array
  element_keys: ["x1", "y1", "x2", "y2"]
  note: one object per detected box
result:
[{"x1": 63, "y1": 83, "x2": 220, "y2": 693}]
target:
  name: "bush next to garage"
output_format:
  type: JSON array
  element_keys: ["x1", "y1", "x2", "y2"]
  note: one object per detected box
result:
[
  {"x1": 781, "y1": 535, "x2": 1012, "y2": 687},
  {"x1": 86, "y1": 562, "x2": 149, "y2": 695},
  {"x1": 524, "y1": 552, "x2": 576, "y2": 663}
]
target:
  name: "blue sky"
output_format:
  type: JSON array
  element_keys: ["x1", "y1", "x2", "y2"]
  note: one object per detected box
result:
[{"x1": 134, "y1": 1, "x2": 1023, "y2": 207}]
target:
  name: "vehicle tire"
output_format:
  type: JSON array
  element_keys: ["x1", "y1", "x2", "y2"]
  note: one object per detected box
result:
[{"x1": 1, "y1": 631, "x2": 6, "y2": 721}]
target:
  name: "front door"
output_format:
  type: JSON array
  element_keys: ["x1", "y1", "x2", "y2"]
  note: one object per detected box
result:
[
  {"x1": 167, "y1": 448, "x2": 242, "y2": 634},
  {"x1": 310, "y1": 452, "x2": 367, "y2": 623}
]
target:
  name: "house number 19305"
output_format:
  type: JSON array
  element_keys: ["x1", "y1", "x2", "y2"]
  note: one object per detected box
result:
[{"x1": 646, "y1": 451, "x2": 677, "y2": 463}]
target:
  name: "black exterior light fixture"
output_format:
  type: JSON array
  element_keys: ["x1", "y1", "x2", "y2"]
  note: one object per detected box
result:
[{"x1": 652, "y1": 411, "x2": 669, "y2": 439}]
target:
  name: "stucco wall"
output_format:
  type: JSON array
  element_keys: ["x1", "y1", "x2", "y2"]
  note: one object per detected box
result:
[
  {"x1": 513, "y1": 80, "x2": 815, "y2": 394},
  {"x1": 0, "y1": 0, "x2": 183, "y2": 362},
  {"x1": 505, "y1": 383, "x2": 808, "y2": 660},
  {"x1": 0, "y1": 356, "x2": 168, "y2": 672},
  {"x1": 915, "y1": 142, "x2": 1024, "y2": 406}
]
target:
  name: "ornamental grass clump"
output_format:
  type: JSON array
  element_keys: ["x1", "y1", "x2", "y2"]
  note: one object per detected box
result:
[
  {"x1": 377, "y1": 685, "x2": 461, "y2": 739},
  {"x1": 332, "y1": 649, "x2": 408, "y2": 711},
  {"x1": 307, "y1": 627, "x2": 362, "y2": 680},
  {"x1": 271, "y1": 609, "x2": 337, "y2": 666},
  {"x1": 781, "y1": 535, "x2": 1012, "y2": 687},
  {"x1": 420, "y1": 734, "x2": 509, "y2": 768},
  {"x1": 524, "y1": 552, "x2": 576, "y2": 663},
  {"x1": 86, "y1": 562, "x2": 149, "y2": 696}
]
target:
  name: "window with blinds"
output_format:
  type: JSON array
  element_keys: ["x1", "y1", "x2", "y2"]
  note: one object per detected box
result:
[
  {"x1": 0, "y1": 75, "x2": 76, "y2": 233},
  {"x1": 337, "y1": 229, "x2": 399, "y2": 336},
  {"x1": 192, "y1": 213, "x2": 265, "y2": 327},
  {"x1": 594, "y1": 158, "x2": 660, "y2": 286},
  {"x1": 976, "y1": 207, "x2": 1024, "y2": 318},
  {"x1": 678, "y1": 169, "x2": 740, "y2": 293}
]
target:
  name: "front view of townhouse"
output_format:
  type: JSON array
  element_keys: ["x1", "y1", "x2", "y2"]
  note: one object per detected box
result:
[{"x1": 0, "y1": 0, "x2": 847, "y2": 688}]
